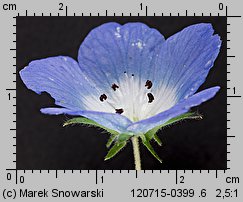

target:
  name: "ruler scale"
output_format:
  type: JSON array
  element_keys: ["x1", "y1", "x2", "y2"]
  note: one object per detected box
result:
[{"x1": 1, "y1": 0, "x2": 242, "y2": 201}]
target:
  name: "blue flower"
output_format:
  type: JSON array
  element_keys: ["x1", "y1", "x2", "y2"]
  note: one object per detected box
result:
[{"x1": 20, "y1": 22, "x2": 221, "y2": 168}]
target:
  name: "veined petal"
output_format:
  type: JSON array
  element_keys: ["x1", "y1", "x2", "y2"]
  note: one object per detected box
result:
[
  {"x1": 126, "y1": 86, "x2": 220, "y2": 134},
  {"x1": 20, "y1": 56, "x2": 102, "y2": 111},
  {"x1": 41, "y1": 108, "x2": 132, "y2": 133},
  {"x1": 77, "y1": 22, "x2": 166, "y2": 119},
  {"x1": 78, "y1": 22, "x2": 165, "y2": 91},
  {"x1": 151, "y1": 23, "x2": 221, "y2": 105}
]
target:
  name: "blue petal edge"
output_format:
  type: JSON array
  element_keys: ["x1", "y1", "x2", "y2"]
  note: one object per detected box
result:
[
  {"x1": 126, "y1": 86, "x2": 220, "y2": 134},
  {"x1": 20, "y1": 56, "x2": 100, "y2": 111},
  {"x1": 40, "y1": 108, "x2": 132, "y2": 133}
]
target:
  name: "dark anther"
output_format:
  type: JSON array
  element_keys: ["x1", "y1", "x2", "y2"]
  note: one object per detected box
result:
[
  {"x1": 115, "y1": 108, "x2": 124, "y2": 114},
  {"x1": 147, "y1": 93, "x2": 154, "y2": 103},
  {"x1": 131, "y1": 74, "x2": 134, "y2": 76},
  {"x1": 111, "y1": 83, "x2": 119, "y2": 91},
  {"x1": 99, "y1": 94, "x2": 107, "y2": 102},
  {"x1": 145, "y1": 80, "x2": 153, "y2": 89},
  {"x1": 124, "y1": 71, "x2": 127, "y2": 74}
]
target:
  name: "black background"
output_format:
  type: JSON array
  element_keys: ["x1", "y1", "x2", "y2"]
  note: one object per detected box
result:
[{"x1": 17, "y1": 17, "x2": 226, "y2": 170}]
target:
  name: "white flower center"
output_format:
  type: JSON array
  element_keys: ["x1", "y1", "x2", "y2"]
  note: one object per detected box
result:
[{"x1": 83, "y1": 72, "x2": 178, "y2": 122}]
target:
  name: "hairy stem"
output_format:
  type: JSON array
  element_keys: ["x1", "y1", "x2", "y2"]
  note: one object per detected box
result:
[{"x1": 131, "y1": 136, "x2": 141, "y2": 170}]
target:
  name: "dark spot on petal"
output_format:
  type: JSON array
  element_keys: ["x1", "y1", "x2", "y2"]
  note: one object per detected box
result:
[
  {"x1": 115, "y1": 108, "x2": 124, "y2": 114},
  {"x1": 131, "y1": 74, "x2": 134, "y2": 77},
  {"x1": 99, "y1": 94, "x2": 107, "y2": 102},
  {"x1": 147, "y1": 93, "x2": 154, "y2": 103},
  {"x1": 111, "y1": 83, "x2": 119, "y2": 91},
  {"x1": 145, "y1": 80, "x2": 153, "y2": 89}
]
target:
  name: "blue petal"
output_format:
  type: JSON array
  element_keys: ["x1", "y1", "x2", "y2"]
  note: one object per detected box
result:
[
  {"x1": 126, "y1": 86, "x2": 220, "y2": 134},
  {"x1": 78, "y1": 22, "x2": 165, "y2": 90},
  {"x1": 41, "y1": 108, "x2": 132, "y2": 133},
  {"x1": 40, "y1": 108, "x2": 73, "y2": 115},
  {"x1": 20, "y1": 56, "x2": 101, "y2": 111},
  {"x1": 152, "y1": 23, "x2": 221, "y2": 101}
]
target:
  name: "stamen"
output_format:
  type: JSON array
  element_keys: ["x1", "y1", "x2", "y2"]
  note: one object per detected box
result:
[
  {"x1": 147, "y1": 93, "x2": 154, "y2": 103},
  {"x1": 115, "y1": 108, "x2": 124, "y2": 114},
  {"x1": 111, "y1": 83, "x2": 119, "y2": 91},
  {"x1": 131, "y1": 74, "x2": 134, "y2": 77},
  {"x1": 145, "y1": 80, "x2": 153, "y2": 89},
  {"x1": 99, "y1": 94, "x2": 107, "y2": 102}
]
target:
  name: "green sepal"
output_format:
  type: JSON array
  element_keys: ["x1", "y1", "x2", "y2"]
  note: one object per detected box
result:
[
  {"x1": 104, "y1": 141, "x2": 127, "y2": 161},
  {"x1": 153, "y1": 134, "x2": 162, "y2": 146},
  {"x1": 106, "y1": 134, "x2": 118, "y2": 148},
  {"x1": 145, "y1": 112, "x2": 202, "y2": 141},
  {"x1": 106, "y1": 133, "x2": 132, "y2": 148},
  {"x1": 63, "y1": 117, "x2": 119, "y2": 135},
  {"x1": 117, "y1": 133, "x2": 132, "y2": 143},
  {"x1": 140, "y1": 135, "x2": 162, "y2": 163}
]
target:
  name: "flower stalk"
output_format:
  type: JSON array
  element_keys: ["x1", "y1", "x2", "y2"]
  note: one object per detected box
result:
[{"x1": 131, "y1": 136, "x2": 141, "y2": 170}]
